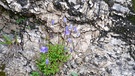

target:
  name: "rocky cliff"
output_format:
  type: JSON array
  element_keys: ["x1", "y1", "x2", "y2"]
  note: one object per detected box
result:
[{"x1": 0, "y1": 0, "x2": 135, "y2": 76}]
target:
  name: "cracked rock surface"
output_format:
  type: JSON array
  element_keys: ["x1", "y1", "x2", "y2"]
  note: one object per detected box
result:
[{"x1": 0, "y1": 0, "x2": 135, "y2": 76}]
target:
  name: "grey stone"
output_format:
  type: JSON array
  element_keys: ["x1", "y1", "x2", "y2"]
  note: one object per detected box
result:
[
  {"x1": 112, "y1": 3, "x2": 130, "y2": 14},
  {"x1": 70, "y1": 60, "x2": 77, "y2": 68},
  {"x1": 68, "y1": 0, "x2": 77, "y2": 5},
  {"x1": 75, "y1": 57, "x2": 82, "y2": 65},
  {"x1": 84, "y1": 56, "x2": 89, "y2": 62},
  {"x1": 133, "y1": 66, "x2": 135, "y2": 70},
  {"x1": 47, "y1": 3, "x2": 56, "y2": 12},
  {"x1": 79, "y1": 67, "x2": 85, "y2": 74},
  {"x1": 59, "y1": 2, "x2": 69, "y2": 10},
  {"x1": 0, "y1": 0, "x2": 135, "y2": 76},
  {"x1": 66, "y1": 61, "x2": 72, "y2": 69}
]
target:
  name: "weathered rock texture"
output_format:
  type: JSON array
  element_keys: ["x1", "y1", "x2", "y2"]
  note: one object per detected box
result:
[{"x1": 0, "y1": 0, "x2": 135, "y2": 76}]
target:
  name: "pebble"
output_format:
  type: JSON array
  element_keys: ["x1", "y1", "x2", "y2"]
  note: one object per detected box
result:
[
  {"x1": 75, "y1": 57, "x2": 82, "y2": 65},
  {"x1": 70, "y1": 60, "x2": 77, "y2": 69},
  {"x1": 84, "y1": 57, "x2": 89, "y2": 62}
]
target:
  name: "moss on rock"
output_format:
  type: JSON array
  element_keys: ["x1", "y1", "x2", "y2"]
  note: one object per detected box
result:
[
  {"x1": 126, "y1": 0, "x2": 135, "y2": 25},
  {"x1": 127, "y1": 14, "x2": 135, "y2": 25},
  {"x1": 0, "y1": 64, "x2": 6, "y2": 76},
  {"x1": 132, "y1": 0, "x2": 135, "y2": 12}
]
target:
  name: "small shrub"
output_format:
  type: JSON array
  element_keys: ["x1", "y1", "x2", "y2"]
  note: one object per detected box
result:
[{"x1": 36, "y1": 44, "x2": 70, "y2": 76}]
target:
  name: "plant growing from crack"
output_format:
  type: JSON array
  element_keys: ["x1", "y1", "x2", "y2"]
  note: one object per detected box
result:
[
  {"x1": 0, "y1": 33, "x2": 19, "y2": 46},
  {"x1": 16, "y1": 16, "x2": 26, "y2": 24},
  {"x1": 0, "y1": 34, "x2": 13, "y2": 45},
  {"x1": 0, "y1": 64, "x2": 6, "y2": 76},
  {"x1": 132, "y1": 0, "x2": 135, "y2": 12},
  {"x1": 31, "y1": 17, "x2": 80, "y2": 76},
  {"x1": 35, "y1": 44, "x2": 70, "y2": 76}
]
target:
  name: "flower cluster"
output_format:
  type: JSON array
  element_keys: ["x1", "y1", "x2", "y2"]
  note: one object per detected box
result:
[
  {"x1": 40, "y1": 46, "x2": 48, "y2": 53},
  {"x1": 63, "y1": 17, "x2": 80, "y2": 52},
  {"x1": 38, "y1": 44, "x2": 69, "y2": 76},
  {"x1": 36, "y1": 16, "x2": 80, "y2": 76},
  {"x1": 65, "y1": 25, "x2": 79, "y2": 36},
  {"x1": 63, "y1": 17, "x2": 80, "y2": 36}
]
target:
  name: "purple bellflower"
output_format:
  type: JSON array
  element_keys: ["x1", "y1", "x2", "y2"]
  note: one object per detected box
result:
[
  {"x1": 67, "y1": 38, "x2": 72, "y2": 43},
  {"x1": 51, "y1": 19, "x2": 55, "y2": 25},
  {"x1": 69, "y1": 24, "x2": 73, "y2": 30},
  {"x1": 63, "y1": 17, "x2": 67, "y2": 23},
  {"x1": 40, "y1": 46, "x2": 48, "y2": 53},
  {"x1": 77, "y1": 32, "x2": 80, "y2": 37},
  {"x1": 65, "y1": 26, "x2": 70, "y2": 35},
  {"x1": 65, "y1": 25, "x2": 69, "y2": 30},
  {"x1": 73, "y1": 26, "x2": 77, "y2": 33},
  {"x1": 46, "y1": 59, "x2": 49, "y2": 65},
  {"x1": 70, "y1": 48, "x2": 73, "y2": 52},
  {"x1": 65, "y1": 30, "x2": 70, "y2": 35}
]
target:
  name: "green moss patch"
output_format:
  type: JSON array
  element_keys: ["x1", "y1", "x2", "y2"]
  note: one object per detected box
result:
[
  {"x1": 132, "y1": 0, "x2": 135, "y2": 12},
  {"x1": 127, "y1": 14, "x2": 135, "y2": 25}
]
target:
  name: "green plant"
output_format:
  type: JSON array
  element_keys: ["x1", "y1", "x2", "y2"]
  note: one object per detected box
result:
[
  {"x1": 36, "y1": 44, "x2": 70, "y2": 76},
  {"x1": 30, "y1": 71, "x2": 40, "y2": 76},
  {"x1": 0, "y1": 64, "x2": 6, "y2": 76},
  {"x1": 16, "y1": 17, "x2": 26, "y2": 24},
  {"x1": 132, "y1": 0, "x2": 135, "y2": 12},
  {"x1": 127, "y1": 15, "x2": 135, "y2": 24},
  {"x1": 0, "y1": 34, "x2": 19, "y2": 46},
  {"x1": 30, "y1": 17, "x2": 79, "y2": 76},
  {"x1": 70, "y1": 72, "x2": 78, "y2": 76},
  {"x1": 0, "y1": 34, "x2": 13, "y2": 45}
]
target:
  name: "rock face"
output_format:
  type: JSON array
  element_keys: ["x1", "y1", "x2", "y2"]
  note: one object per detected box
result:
[{"x1": 0, "y1": 0, "x2": 135, "y2": 76}]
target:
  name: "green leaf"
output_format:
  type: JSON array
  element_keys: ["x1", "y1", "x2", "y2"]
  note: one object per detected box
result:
[
  {"x1": 0, "y1": 35, "x2": 12, "y2": 45},
  {"x1": 0, "y1": 42, "x2": 7, "y2": 45},
  {"x1": 71, "y1": 72, "x2": 78, "y2": 76},
  {"x1": 30, "y1": 71, "x2": 40, "y2": 76},
  {"x1": 3, "y1": 35, "x2": 11, "y2": 42}
]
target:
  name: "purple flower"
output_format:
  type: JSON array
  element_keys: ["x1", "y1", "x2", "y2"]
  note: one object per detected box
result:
[
  {"x1": 40, "y1": 46, "x2": 48, "y2": 53},
  {"x1": 82, "y1": 0, "x2": 85, "y2": 2},
  {"x1": 70, "y1": 48, "x2": 73, "y2": 52},
  {"x1": 63, "y1": 17, "x2": 67, "y2": 23},
  {"x1": 46, "y1": 59, "x2": 49, "y2": 64},
  {"x1": 51, "y1": 19, "x2": 55, "y2": 25},
  {"x1": 65, "y1": 26, "x2": 70, "y2": 35},
  {"x1": 65, "y1": 25, "x2": 68, "y2": 30},
  {"x1": 77, "y1": 32, "x2": 80, "y2": 37},
  {"x1": 69, "y1": 24, "x2": 73, "y2": 30},
  {"x1": 67, "y1": 38, "x2": 72, "y2": 43},
  {"x1": 65, "y1": 30, "x2": 70, "y2": 35},
  {"x1": 73, "y1": 26, "x2": 77, "y2": 33},
  {"x1": 64, "y1": 47, "x2": 67, "y2": 51}
]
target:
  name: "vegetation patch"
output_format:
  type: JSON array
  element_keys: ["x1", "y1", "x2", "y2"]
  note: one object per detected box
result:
[
  {"x1": 31, "y1": 44, "x2": 70, "y2": 76},
  {"x1": 0, "y1": 64, "x2": 6, "y2": 76},
  {"x1": 132, "y1": 0, "x2": 135, "y2": 12},
  {"x1": 127, "y1": 14, "x2": 135, "y2": 25}
]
